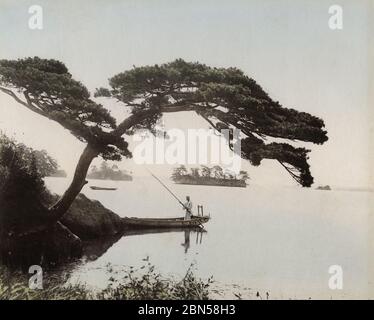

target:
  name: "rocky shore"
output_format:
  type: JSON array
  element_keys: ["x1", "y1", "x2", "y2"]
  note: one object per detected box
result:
[{"x1": 0, "y1": 194, "x2": 125, "y2": 269}]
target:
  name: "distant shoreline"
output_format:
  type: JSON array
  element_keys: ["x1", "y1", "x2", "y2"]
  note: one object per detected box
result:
[{"x1": 173, "y1": 176, "x2": 246, "y2": 188}]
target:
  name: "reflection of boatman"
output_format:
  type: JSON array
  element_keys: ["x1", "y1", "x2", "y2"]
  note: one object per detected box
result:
[
  {"x1": 182, "y1": 230, "x2": 191, "y2": 253},
  {"x1": 184, "y1": 196, "x2": 193, "y2": 220}
]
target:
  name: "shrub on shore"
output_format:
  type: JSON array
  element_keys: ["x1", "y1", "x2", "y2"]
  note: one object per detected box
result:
[
  {"x1": 0, "y1": 266, "x2": 90, "y2": 300},
  {"x1": 0, "y1": 263, "x2": 212, "y2": 300}
]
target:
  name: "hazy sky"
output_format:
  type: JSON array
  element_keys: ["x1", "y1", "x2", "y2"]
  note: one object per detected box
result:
[{"x1": 0, "y1": 0, "x2": 371, "y2": 188}]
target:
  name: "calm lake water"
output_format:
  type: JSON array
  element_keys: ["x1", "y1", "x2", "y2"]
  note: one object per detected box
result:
[{"x1": 45, "y1": 177, "x2": 371, "y2": 299}]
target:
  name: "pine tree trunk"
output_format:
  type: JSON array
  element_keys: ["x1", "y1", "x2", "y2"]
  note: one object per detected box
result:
[{"x1": 49, "y1": 144, "x2": 99, "y2": 220}]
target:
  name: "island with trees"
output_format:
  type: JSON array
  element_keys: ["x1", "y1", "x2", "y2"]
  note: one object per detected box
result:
[
  {"x1": 87, "y1": 161, "x2": 132, "y2": 181},
  {"x1": 171, "y1": 165, "x2": 249, "y2": 188}
]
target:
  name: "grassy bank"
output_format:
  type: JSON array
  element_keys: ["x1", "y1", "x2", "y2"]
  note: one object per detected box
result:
[{"x1": 0, "y1": 262, "x2": 212, "y2": 300}]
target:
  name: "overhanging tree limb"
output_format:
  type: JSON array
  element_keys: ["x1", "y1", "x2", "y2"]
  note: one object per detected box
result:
[{"x1": 98, "y1": 59, "x2": 327, "y2": 187}]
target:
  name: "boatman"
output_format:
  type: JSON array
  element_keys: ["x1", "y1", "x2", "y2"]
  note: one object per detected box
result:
[{"x1": 184, "y1": 196, "x2": 193, "y2": 220}]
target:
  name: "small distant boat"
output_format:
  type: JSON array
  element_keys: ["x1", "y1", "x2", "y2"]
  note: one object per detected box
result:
[
  {"x1": 90, "y1": 186, "x2": 117, "y2": 191},
  {"x1": 122, "y1": 216, "x2": 210, "y2": 229}
]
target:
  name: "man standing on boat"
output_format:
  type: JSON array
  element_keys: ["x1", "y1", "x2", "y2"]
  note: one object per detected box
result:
[{"x1": 184, "y1": 196, "x2": 193, "y2": 220}]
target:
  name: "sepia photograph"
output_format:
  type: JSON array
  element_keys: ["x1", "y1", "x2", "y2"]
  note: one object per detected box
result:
[{"x1": 0, "y1": 0, "x2": 373, "y2": 304}]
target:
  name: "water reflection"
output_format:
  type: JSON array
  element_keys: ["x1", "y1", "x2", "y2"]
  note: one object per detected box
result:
[
  {"x1": 181, "y1": 229, "x2": 205, "y2": 253},
  {"x1": 0, "y1": 227, "x2": 206, "y2": 271},
  {"x1": 124, "y1": 227, "x2": 205, "y2": 254},
  {"x1": 182, "y1": 230, "x2": 190, "y2": 253},
  {"x1": 0, "y1": 229, "x2": 82, "y2": 271},
  {"x1": 82, "y1": 233, "x2": 123, "y2": 262}
]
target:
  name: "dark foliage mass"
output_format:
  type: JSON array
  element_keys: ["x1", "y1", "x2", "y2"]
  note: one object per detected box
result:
[
  {"x1": 98, "y1": 59, "x2": 327, "y2": 186},
  {"x1": 0, "y1": 134, "x2": 51, "y2": 229}
]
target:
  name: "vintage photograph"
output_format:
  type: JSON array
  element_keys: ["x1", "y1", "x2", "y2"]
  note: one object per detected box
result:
[{"x1": 0, "y1": 0, "x2": 372, "y2": 301}]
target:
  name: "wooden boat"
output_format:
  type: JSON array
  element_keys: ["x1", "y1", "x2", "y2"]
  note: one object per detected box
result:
[
  {"x1": 122, "y1": 216, "x2": 210, "y2": 229},
  {"x1": 90, "y1": 186, "x2": 117, "y2": 191},
  {"x1": 123, "y1": 226, "x2": 206, "y2": 236}
]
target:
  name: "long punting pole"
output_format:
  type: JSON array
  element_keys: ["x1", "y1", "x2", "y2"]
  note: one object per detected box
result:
[
  {"x1": 147, "y1": 170, "x2": 208, "y2": 230},
  {"x1": 147, "y1": 169, "x2": 189, "y2": 211}
]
